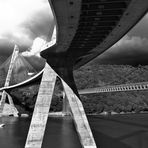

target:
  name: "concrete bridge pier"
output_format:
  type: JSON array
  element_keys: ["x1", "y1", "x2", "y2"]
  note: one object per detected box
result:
[
  {"x1": 0, "y1": 92, "x2": 19, "y2": 117},
  {"x1": 62, "y1": 79, "x2": 97, "y2": 148},
  {"x1": 0, "y1": 45, "x2": 19, "y2": 116},
  {"x1": 62, "y1": 91, "x2": 71, "y2": 116},
  {"x1": 7, "y1": 93, "x2": 19, "y2": 117},
  {"x1": 25, "y1": 63, "x2": 57, "y2": 148},
  {"x1": 25, "y1": 63, "x2": 97, "y2": 148}
]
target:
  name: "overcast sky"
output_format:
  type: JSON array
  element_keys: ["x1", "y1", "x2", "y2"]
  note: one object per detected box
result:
[
  {"x1": 95, "y1": 13, "x2": 148, "y2": 66},
  {"x1": 0, "y1": 0, "x2": 54, "y2": 63},
  {"x1": 0, "y1": 0, "x2": 148, "y2": 66}
]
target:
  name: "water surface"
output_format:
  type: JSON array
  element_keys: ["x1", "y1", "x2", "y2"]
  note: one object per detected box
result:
[{"x1": 0, "y1": 114, "x2": 148, "y2": 148}]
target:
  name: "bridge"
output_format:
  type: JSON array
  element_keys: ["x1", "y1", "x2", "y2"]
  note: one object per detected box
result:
[
  {"x1": 79, "y1": 81, "x2": 148, "y2": 94},
  {"x1": 1, "y1": 0, "x2": 148, "y2": 148}
]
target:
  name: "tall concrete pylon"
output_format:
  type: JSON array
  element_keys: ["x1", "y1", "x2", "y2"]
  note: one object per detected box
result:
[
  {"x1": 0, "y1": 92, "x2": 19, "y2": 117},
  {"x1": 62, "y1": 80, "x2": 97, "y2": 148},
  {"x1": 25, "y1": 63, "x2": 97, "y2": 148},
  {"x1": 0, "y1": 45, "x2": 19, "y2": 116},
  {"x1": 25, "y1": 63, "x2": 57, "y2": 148},
  {"x1": 7, "y1": 92, "x2": 19, "y2": 117},
  {"x1": 62, "y1": 91, "x2": 70, "y2": 116}
]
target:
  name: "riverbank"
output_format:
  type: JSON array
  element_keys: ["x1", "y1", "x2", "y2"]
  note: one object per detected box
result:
[{"x1": 87, "y1": 110, "x2": 148, "y2": 116}]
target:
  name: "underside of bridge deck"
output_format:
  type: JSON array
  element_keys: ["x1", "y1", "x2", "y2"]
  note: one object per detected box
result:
[
  {"x1": 40, "y1": 0, "x2": 148, "y2": 93},
  {"x1": 38, "y1": 1, "x2": 148, "y2": 148},
  {"x1": 41, "y1": 0, "x2": 148, "y2": 69}
]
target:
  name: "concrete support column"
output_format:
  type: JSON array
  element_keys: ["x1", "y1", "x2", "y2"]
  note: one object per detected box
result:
[
  {"x1": 62, "y1": 79, "x2": 97, "y2": 148},
  {"x1": 7, "y1": 93, "x2": 19, "y2": 117},
  {"x1": 0, "y1": 91, "x2": 7, "y2": 114},
  {"x1": 25, "y1": 63, "x2": 96, "y2": 148},
  {"x1": 0, "y1": 45, "x2": 19, "y2": 116},
  {"x1": 25, "y1": 63, "x2": 57, "y2": 148},
  {"x1": 62, "y1": 91, "x2": 71, "y2": 116}
]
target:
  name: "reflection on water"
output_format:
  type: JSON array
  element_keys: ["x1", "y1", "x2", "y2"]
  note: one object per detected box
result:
[
  {"x1": 42, "y1": 117, "x2": 82, "y2": 148},
  {"x1": 0, "y1": 117, "x2": 30, "y2": 148},
  {"x1": 89, "y1": 114, "x2": 148, "y2": 148},
  {"x1": 0, "y1": 116, "x2": 82, "y2": 148},
  {"x1": 0, "y1": 114, "x2": 148, "y2": 148}
]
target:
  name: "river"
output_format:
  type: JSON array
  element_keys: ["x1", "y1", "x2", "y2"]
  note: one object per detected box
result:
[{"x1": 0, "y1": 113, "x2": 148, "y2": 148}]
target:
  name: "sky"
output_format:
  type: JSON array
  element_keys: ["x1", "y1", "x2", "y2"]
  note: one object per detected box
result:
[
  {"x1": 0, "y1": 0, "x2": 148, "y2": 67},
  {"x1": 95, "y1": 13, "x2": 148, "y2": 66},
  {"x1": 0, "y1": 0, "x2": 54, "y2": 64}
]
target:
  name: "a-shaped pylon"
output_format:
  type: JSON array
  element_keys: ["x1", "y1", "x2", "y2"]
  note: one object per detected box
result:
[{"x1": 25, "y1": 63, "x2": 97, "y2": 148}]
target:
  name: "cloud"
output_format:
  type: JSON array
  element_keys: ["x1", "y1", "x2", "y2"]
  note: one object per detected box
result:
[
  {"x1": 21, "y1": 37, "x2": 47, "y2": 71},
  {"x1": 94, "y1": 13, "x2": 148, "y2": 66},
  {"x1": 0, "y1": 1, "x2": 148, "y2": 67},
  {"x1": 0, "y1": 0, "x2": 54, "y2": 57},
  {"x1": 96, "y1": 35, "x2": 148, "y2": 66},
  {"x1": 22, "y1": 37, "x2": 46, "y2": 57},
  {"x1": 128, "y1": 13, "x2": 148, "y2": 38},
  {"x1": 113, "y1": 35, "x2": 148, "y2": 49},
  {"x1": 93, "y1": 13, "x2": 148, "y2": 66}
]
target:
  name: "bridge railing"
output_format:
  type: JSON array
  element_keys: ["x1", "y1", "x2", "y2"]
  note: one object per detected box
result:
[{"x1": 79, "y1": 81, "x2": 148, "y2": 95}]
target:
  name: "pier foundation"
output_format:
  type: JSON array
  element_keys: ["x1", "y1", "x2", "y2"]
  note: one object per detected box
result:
[{"x1": 62, "y1": 91, "x2": 71, "y2": 116}]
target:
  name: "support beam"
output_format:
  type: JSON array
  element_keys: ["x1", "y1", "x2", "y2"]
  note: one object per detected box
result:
[
  {"x1": 62, "y1": 91, "x2": 71, "y2": 116},
  {"x1": 0, "y1": 45, "x2": 19, "y2": 116},
  {"x1": 25, "y1": 63, "x2": 97, "y2": 148},
  {"x1": 0, "y1": 92, "x2": 18, "y2": 117},
  {"x1": 7, "y1": 93, "x2": 19, "y2": 117},
  {"x1": 62, "y1": 80, "x2": 97, "y2": 148},
  {"x1": 25, "y1": 63, "x2": 57, "y2": 148}
]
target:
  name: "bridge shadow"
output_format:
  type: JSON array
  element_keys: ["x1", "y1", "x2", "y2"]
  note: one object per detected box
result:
[
  {"x1": 88, "y1": 114, "x2": 148, "y2": 148},
  {"x1": 93, "y1": 130, "x2": 131, "y2": 148},
  {"x1": 93, "y1": 114, "x2": 148, "y2": 129}
]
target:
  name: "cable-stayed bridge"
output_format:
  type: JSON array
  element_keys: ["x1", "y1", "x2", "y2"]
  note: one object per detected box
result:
[{"x1": 0, "y1": 52, "x2": 38, "y2": 87}]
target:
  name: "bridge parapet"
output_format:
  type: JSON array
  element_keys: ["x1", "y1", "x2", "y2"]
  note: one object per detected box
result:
[{"x1": 79, "y1": 82, "x2": 148, "y2": 94}]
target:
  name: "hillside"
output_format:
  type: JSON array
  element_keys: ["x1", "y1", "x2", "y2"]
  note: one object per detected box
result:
[
  {"x1": 74, "y1": 60, "x2": 148, "y2": 114},
  {"x1": 8, "y1": 63, "x2": 148, "y2": 114},
  {"x1": 0, "y1": 54, "x2": 39, "y2": 87},
  {"x1": 1, "y1": 55, "x2": 148, "y2": 114}
]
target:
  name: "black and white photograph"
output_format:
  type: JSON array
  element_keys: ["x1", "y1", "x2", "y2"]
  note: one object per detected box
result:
[{"x1": 0, "y1": 0, "x2": 148, "y2": 148}]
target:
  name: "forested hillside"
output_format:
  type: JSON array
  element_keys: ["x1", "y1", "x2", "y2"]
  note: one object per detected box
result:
[
  {"x1": 1, "y1": 55, "x2": 148, "y2": 114},
  {"x1": 74, "y1": 60, "x2": 148, "y2": 114}
]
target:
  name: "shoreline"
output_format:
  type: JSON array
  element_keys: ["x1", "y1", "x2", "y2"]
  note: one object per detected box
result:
[{"x1": 87, "y1": 111, "x2": 148, "y2": 116}]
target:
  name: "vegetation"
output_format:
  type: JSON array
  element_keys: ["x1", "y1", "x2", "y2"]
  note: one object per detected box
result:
[
  {"x1": 74, "y1": 60, "x2": 148, "y2": 114},
  {"x1": 2, "y1": 55, "x2": 148, "y2": 114}
]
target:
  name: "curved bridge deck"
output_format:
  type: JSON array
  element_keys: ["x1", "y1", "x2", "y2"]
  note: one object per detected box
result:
[{"x1": 41, "y1": 0, "x2": 148, "y2": 71}]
